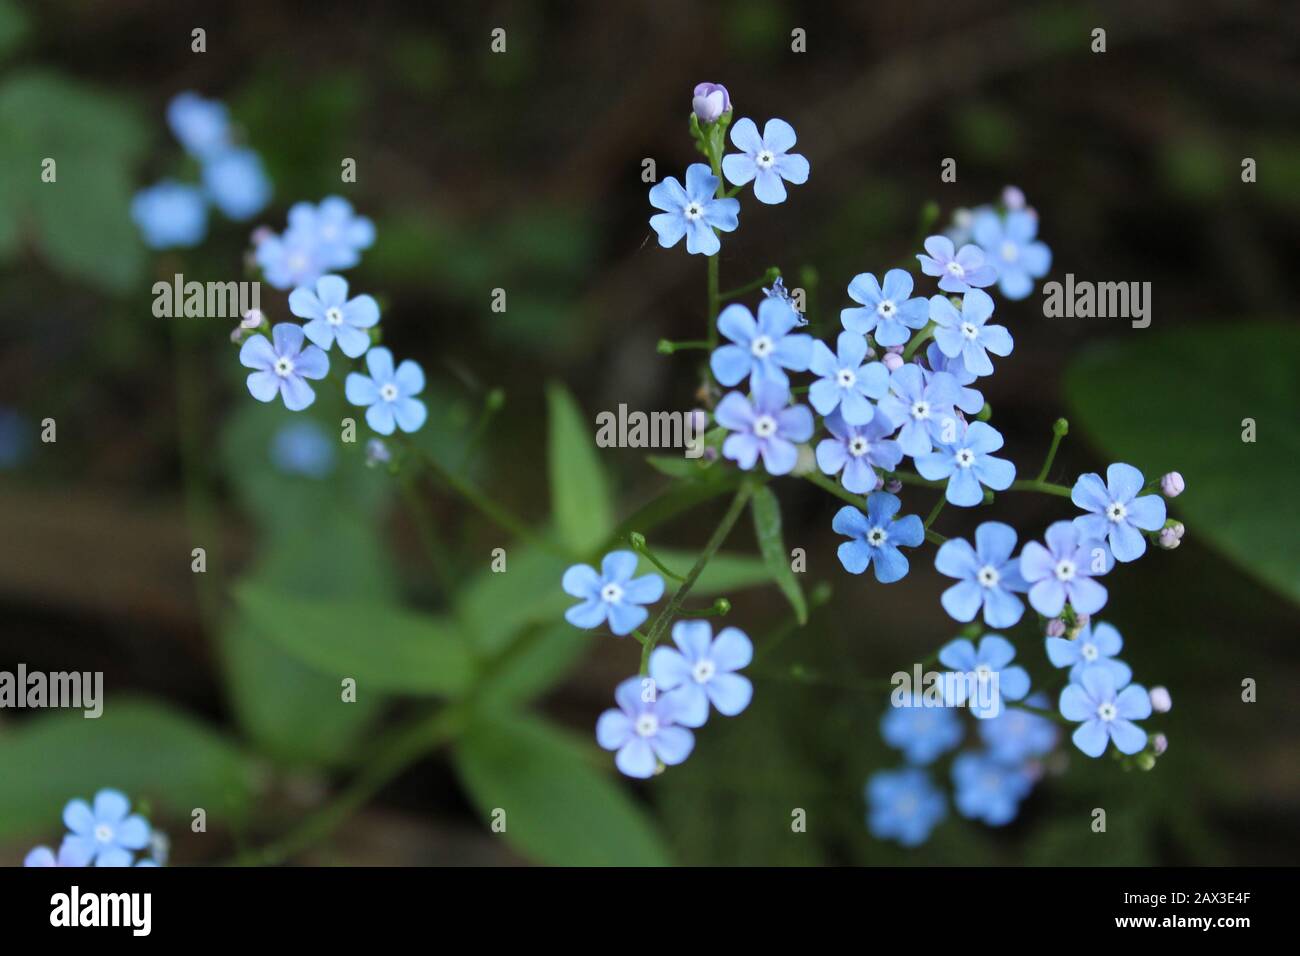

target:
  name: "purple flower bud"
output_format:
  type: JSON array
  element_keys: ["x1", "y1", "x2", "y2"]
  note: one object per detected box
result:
[
  {"x1": 692, "y1": 83, "x2": 731, "y2": 124},
  {"x1": 884, "y1": 478, "x2": 902, "y2": 494},
  {"x1": 1171, "y1": 520, "x2": 1185, "y2": 540},
  {"x1": 250, "y1": 225, "x2": 274, "y2": 246},
  {"x1": 1160, "y1": 471, "x2": 1185, "y2": 497},
  {"x1": 1045, "y1": 617, "x2": 1066, "y2": 638},
  {"x1": 1152, "y1": 733, "x2": 1168, "y2": 755},
  {"x1": 1158, "y1": 528, "x2": 1181, "y2": 550},
  {"x1": 874, "y1": 474, "x2": 885, "y2": 491},
  {"x1": 882, "y1": 352, "x2": 904, "y2": 372},
  {"x1": 1002, "y1": 185, "x2": 1026, "y2": 210},
  {"x1": 1074, "y1": 613, "x2": 1090, "y2": 630},
  {"x1": 1149, "y1": 686, "x2": 1172, "y2": 713}
]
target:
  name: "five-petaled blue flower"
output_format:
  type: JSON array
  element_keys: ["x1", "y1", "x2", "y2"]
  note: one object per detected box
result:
[
  {"x1": 916, "y1": 420, "x2": 1016, "y2": 507},
  {"x1": 978, "y1": 693, "x2": 1058, "y2": 763},
  {"x1": 715, "y1": 381, "x2": 813, "y2": 476},
  {"x1": 166, "y1": 91, "x2": 230, "y2": 160},
  {"x1": 938, "y1": 634, "x2": 1030, "y2": 719},
  {"x1": 240, "y1": 324, "x2": 329, "y2": 412},
  {"x1": 935, "y1": 521, "x2": 1027, "y2": 628},
  {"x1": 290, "y1": 274, "x2": 380, "y2": 359},
  {"x1": 876, "y1": 364, "x2": 961, "y2": 458},
  {"x1": 649, "y1": 621, "x2": 753, "y2": 727},
  {"x1": 1059, "y1": 666, "x2": 1151, "y2": 758},
  {"x1": 287, "y1": 196, "x2": 376, "y2": 270},
  {"x1": 62, "y1": 789, "x2": 152, "y2": 867},
  {"x1": 951, "y1": 752, "x2": 1033, "y2": 826},
  {"x1": 916, "y1": 235, "x2": 998, "y2": 293},
  {"x1": 807, "y1": 330, "x2": 889, "y2": 424},
  {"x1": 648, "y1": 163, "x2": 739, "y2": 256},
  {"x1": 1071, "y1": 463, "x2": 1167, "y2": 563},
  {"x1": 816, "y1": 410, "x2": 902, "y2": 495},
  {"x1": 881, "y1": 695, "x2": 964, "y2": 765},
  {"x1": 832, "y1": 493, "x2": 923, "y2": 583},
  {"x1": 1019, "y1": 520, "x2": 1112, "y2": 617},
  {"x1": 923, "y1": 343, "x2": 984, "y2": 415},
  {"x1": 345, "y1": 347, "x2": 428, "y2": 435},
  {"x1": 596, "y1": 676, "x2": 695, "y2": 778},
  {"x1": 721, "y1": 117, "x2": 810, "y2": 205},
  {"x1": 866, "y1": 768, "x2": 946, "y2": 847},
  {"x1": 563, "y1": 550, "x2": 664, "y2": 636},
  {"x1": 710, "y1": 297, "x2": 812, "y2": 389},
  {"x1": 973, "y1": 209, "x2": 1051, "y2": 300},
  {"x1": 24, "y1": 838, "x2": 92, "y2": 868},
  {"x1": 131, "y1": 180, "x2": 208, "y2": 249},
  {"x1": 841, "y1": 269, "x2": 929, "y2": 347},
  {"x1": 1046, "y1": 619, "x2": 1132, "y2": 687},
  {"x1": 928, "y1": 290, "x2": 1013, "y2": 378},
  {"x1": 201, "y1": 147, "x2": 272, "y2": 221}
]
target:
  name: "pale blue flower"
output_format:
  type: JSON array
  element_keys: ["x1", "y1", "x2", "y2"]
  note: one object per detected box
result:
[
  {"x1": 915, "y1": 420, "x2": 1016, "y2": 507},
  {"x1": 239, "y1": 324, "x2": 329, "y2": 412},
  {"x1": 951, "y1": 752, "x2": 1033, "y2": 826},
  {"x1": 876, "y1": 364, "x2": 961, "y2": 458},
  {"x1": 841, "y1": 269, "x2": 929, "y2": 347},
  {"x1": 270, "y1": 421, "x2": 336, "y2": 479},
  {"x1": 710, "y1": 298, "x2": 812, "y2": 389},
  {"x1": 287, "y1": 196, "x2": 375, "y2": 269},
  {"x1": 721, "y1": 117, "x2": 809, "y2": 204},
  {"x1": 973, "y1": 209, "x2": 1051, "y2": 300},
  {"x1": 923, "y1": 343, "x2": 984, "y2": 415},
  {"x1": 345, "y1": 347, "x2": 427, "y2": 435},
  {"x1": 916, "y1": 235, "x2": 997, "y2": 293},
  {"x1": 928, "y1": 290, "x2": 1013, "y2": 378},
  {"x1": 1071, "y1": 463, "x2": 1167, "y2": 563},
  {"x1": 648, "y1": 163, "x2": 739, "y2": 256},
  {"x1": 290, "y1": 274, "x2": 380, "y2": 358},
  {"x1": 563, "y1": 550, "x2": 664, "y2": 636},
  {"x1": 24, "y1": 838, "x2": 92, "y2": 867},
  {"x1": 256, "y1": 227, "x2": 331, "y2": 290},
  {"x1": 202, "y1": 147, "x2": 272, "y2": 220},
  {"x1": 978, "y1": 694, "x2": 1058, "y2": 763},
  {"x1": 937, "y1": 634, "x2": 1030, "y2": 719},
  {"x1": 715, "y1": 381, "x2": 813, "y2": 476},
  {"x1": 1019, "y1": 520, "x2": 1112, "y2": 617},
  {"x1": 881, "y1": 695, "x2": 963, "y2": 765},
  {"x1": 1045, "y1": 620, "x2": 1132, "y2": 687},
  {"x1": 866, "y1": 768, "x2": 946, "y2": 846},
  {"x1": 166, "y1": 91, "x2": 230, "y2": 159},
  {"x1": 935, "y1": 521, "x2": 1027, "y2": 628},
  {"x1": 62, "y1": 789, "x2": 151, "y2": 867},
  {"x1": 815, "y1": 410, "x2": 902, "y2": 495},
  {"x1": 649, "y1": 621, "x2": 753, "y2": 727},
  {"x1": 596, "y1": 676, "x2": 694, "y2": 778},
  {"x1": 807, "y1": 331, "x2": 889, "y2": 424},
  {"x1": 832, "y1": 493, "x2": 923, "y2": 583},
  {"x1": 1059, "y1": 667, "x2": 1151, "y2": 757},
  {"x1": 131, "y1": 181, "x2": 207, "y2": 249}
]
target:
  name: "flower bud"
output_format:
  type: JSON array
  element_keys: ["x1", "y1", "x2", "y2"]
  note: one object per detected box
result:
[
  {"x1": 691, "y1": 83, "x2": 731, "y2": 123},
  {"x1": 1045, "y1": 618, "x2": 1066, "y2": 638},
  {"x1": 1160, "y1": 471, "x2": 1184, "y2": 497},
  {"x1": 1149, "y1": 685, "x2": 1172, "y2": 713},
  {"x1": 792, "y1": 443, "x2": 817, "y2": 476},
  {"x1": 365, "y1": 438, "x2": 391, "y2": 468},
  {"x1": 885, "y1": 479, "x2": 903, "y2": 494},
  {"x1": 874, "y1": 474, "x2": 885, "y2": 491},
  {"x1": 882, "y1": 352, "x2": 904, "y2": 371},
  {"x1": 1002, "y1": 185, "x2": 1026, "y2": 210},
  {"x1": 1152, "y1": 733, "x2": 1168, "y2": 756},
  {"x1": 250, "y1": 225, "x2": 274, "y2": 246},
  {"x1": 1158, "y1": 527, "x2": 1181, "y2": 550},
  {"x1": 1136, "y1": 753, "x2": 1156, "y2": 771}
]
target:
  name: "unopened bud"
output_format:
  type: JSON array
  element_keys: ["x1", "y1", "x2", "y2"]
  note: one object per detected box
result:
[
  {"x1": 884, "y1": 479, "x2": 902, "y2": 494},
  {"x1": 1152, "y1": 733, "x2": 1168, "y2": 756},
  {"x1": 1160, "y1": 471, "x2": 1185, "y2": 497},
  {"x1": 1149, "y1": 686, "x2": 1172, "y2": 713},
  {"x1": 1158, "y1": 528, "x2": 1181, "y2": 550},
  {"x1": 1002, "y1": 185, "x2": 1026, "y2": 210},
  {"x1": 1045, "y1": 618, "x2": 1066, "y2": 638},
  {"x1": 365, "y1": 438, "x2": 391, "y2": 468},
  {"x1": 882, "y1": 353, "x2": 904, "y2": 372},
  {"x1": 691, "y1": 82, "x2": 731, "y2": 124}
]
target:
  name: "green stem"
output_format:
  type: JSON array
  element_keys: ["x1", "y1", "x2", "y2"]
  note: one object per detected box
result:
[
  {"x1": 901, "y1": 321, "x2": 935, "y2": 361},
  {"x1": 706, "y1": 254, "x2": 720, "y2": 349},
  {"x1": 398, "y1": 472, "x2": 456, "y2": 596},
  {"x1": 720, "y1": 268, "x2": 780, "y2": 301},
  {"x1": 887, "y1": 471, "x2": 946, "y2": 490},
  {"x1": 657, "y1": 338, "x2": 711, "y2": 354},
  {"x1": 1035, "y1": 428, "x2": 1066, "y2": 483},
  {"x1": 629, "y1": 532, "x2": 686, "y2": 581},
  {"x1": 924, "y1": 495, "x2": 946, "y2": 530},
  {"x1": 1009, "y1": 479, "x2": 1073, "y2": 498}
]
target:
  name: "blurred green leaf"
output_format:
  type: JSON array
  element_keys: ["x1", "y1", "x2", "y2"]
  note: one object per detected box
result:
[
  {"x1": 475, "y1": 622, "x2": 592, "y2": 709},
  {"x1": 750, "y1": 485, "x2": 807, "y2": 625},
  {"x1": 1066, "y1": 322, "x2": 1300, "y2": 603},
  {"x1": 547, "y1": 382, "x2": 614, "y2": 556},
  {"x1": 0, "y1": 697, "x2": 257, "y2": 842},
  {"x1": 454, "y1": 710, "x2": 669, "y2": 865},
  {"x1": 0, "y1": 0, "x2": 29, "y2": 63}
]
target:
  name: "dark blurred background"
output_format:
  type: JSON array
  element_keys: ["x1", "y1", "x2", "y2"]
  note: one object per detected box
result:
[{"x1": 1, "y1": 0, "x2": 1296, "y2": 865}]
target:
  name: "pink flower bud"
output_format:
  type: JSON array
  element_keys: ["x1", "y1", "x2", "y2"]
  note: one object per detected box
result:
[
  {"x1": 1045, "y1": 618, "x2": 1066, "y2": 638},
  {"x1": 1074, "y1": 613, "x2": 1090, "y2": 630},
  {"x1": 874, "y1": 474, "x2": 885, "y2": 491},
  {"x1": 1171, "y1": 521, "x2": 1185, "y2": 539},
  {"x1": 885, "y1": 479, "x2": 902, "y2": 494},
  {"x1": 882, "y1": 353, "x2": 904, "y2": 371},
  {"x1": 1158, "y1": 528, "x2": 1181, "y2": 550},
  {"x1": 1160, "y1": 471, "x2": 1185, "y2": 497},
  {"x1": 1152, "y1": 733, "x2": 1168, "y2": 756},
  {"x1": 1149, "y1": 686, "x2": 1172, "y2": 713},
  {"x1": 1002, "y1": 185, "x2": 1026, "y2": 210},
  {"x1": 692, "y1": 83, "x2": 731, "y2": 124},
  {"x1": 250, "y1": 225, "x2": 274, "y2": 246}
]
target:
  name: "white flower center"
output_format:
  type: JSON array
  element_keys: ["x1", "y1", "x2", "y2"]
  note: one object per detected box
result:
[
  {"x1": 1000, "y1": 240, "x2": 1019, "y2": 263},
  {"x1": 1054, "y1": 559, "x2": 1077, "y2": 582},
  {"x1": 380, "y1": 382, "x2": 399, "y2": 402},
  {"x1": 877, "y1": 299, "x2": 897, "y2": 319},
  {"x1": 753, "y1": 415, "x2": 777, "y2": 438},
  {"x1": 634, "y1": 713, "x2": 659, "y2": 737},
  {"x1": 684, "y1": 202, "x2": 703, "y2": 221},
  {"x1": 836, "y1": 368, "x2": 857, "y2": 388},
  {"x1": 600, "y1": 582, "x2": 624, "y2": 604},
  {"x1": 848, "y1": 436, "x2": 869, "y2": 458},
  {"x1": 955, "y1": 447, "x2": 976, "y2": 468},
  {"x1": 946, "y1": 261, "x2": 966, "y2": 277},
  {"x1": 960, "y1": 322, "x2": 979, "y2": 340},
  {"x1": 1097, "y1": 701, "x2": 1117, "y2": 722},
  {"x1": 274, "y1": 356, "x2": 295, "y2": 378},
  {"x1": 325, "y1": 306, "x2": 345, "y2": 326},
  {"x1": 1081, "y1": 642, "x2": 1099, "y2": 661},
  {"x1": 94, "y1": 824, "x2": 114, "y2": 843},
  {"x1": 750, "y1": 335, "x2": 774, "y2": 358},
  {"x1": 756, "y1": 150, "x2": 775, "y2": 168},
  {"x1": 977, "y1": 565, "x2": 1000, "y2": 588},
  {"x1": 910, "y1": 400, "x2": 930, "y2": 420},
  {"x1": 1106, "y1": 501, "x2": 1128, "y2": 523},
  {"x1": 692, "y1": 659, "x2": 716, "y2": 683},
  {"x1": 867, "y1": 526, "x2": 888, "y2": 547}
]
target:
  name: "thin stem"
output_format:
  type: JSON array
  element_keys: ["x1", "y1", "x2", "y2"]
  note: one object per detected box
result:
[
  {"x1": 706, "y1": 254, "x2": 720, "y2": 349},
  {"x1": 398, "y1": 472, "x2": 455, "y2": 596},
  {"x1": 720, "y1": 268, "x2": 779, "y2": 302},
  {"x1": 1035, "y1": 430, "x2": 1065, "y2": 483},
  {"x1": 1009, "y1": 479, "x2": 1073, "y2": 498},
  {"x1": 657, "y1": 339, "x2": 711, "y2": 354},
  {"x1": 629, "y1": 533, "x2": 686, "y2": 581},
  {"x1": 901, "y1": 321, "x2": 935, "y2": 361},
  {"x1": 887, "y1": 471, "x2": 946, "y2": 490},
  {"x1": 924, "y1": 494, "x2": 946, "y2": 530}
]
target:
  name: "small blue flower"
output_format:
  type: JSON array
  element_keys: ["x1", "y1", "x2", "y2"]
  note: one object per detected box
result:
[
  {"x1": 62, "y1": 789, "x2": 151, "y2": 867},
  {"x1": 973, "y1": 209, "x2": 1051, "y2": 300},
  {"x1": 1071, "y1": 463, "x2": 1167, "y2": 563},
  {"x1": 880, "y1": 695, "x2": 963, "y2": 765},
  {"x1": 928, "y1": 290, "x2": 1013, "y2": 378},
  {"x1": 201, "y1": 147, "x2": 272, "y2": 220},
  {"x1": 563, "y1": 550, "x2": 664, "y2": 636},
  {"x1": 1019, "y1": 520, "x2": 1112, "y2": 618},
  {"x1": 345, "y1": 347, "x2": 427, "y2": 435},
  {"x1": 287, "y1": 196, "x2": 376, "y2": 269},
  {"x1": 832, "y1": 493, "x2": 923, "y2": 583},
  {"x1": 270, "y1": 421, "x2": 336, "y2": 479},
  {"x1": 289, "y1": 274, "x2": 380, "y2": 359},
  {"x1": 816, "y1": 410, "x2": 902, "y2": 495},
  {"x1": 710, "y1": 298, "x2": 813, "y2": 389},
  {"x1": 935, "y1": 521, "x2": 1027, "y2": 628},
  {"x1": 648, "y1": 163, "x2": 739, "y2": 256},
  {"x1": 1059, "y1": 666, "x2": 1151, "y2": 758},
  {"x1": 937, "y1": 634, "x2": 1030, "y2": 719},
  {"x1": 131, "y1": 180, "x2": 208, "y2": 249},
  {"x1": 166, "y1": 91, "x2": 230, "y2": 159},
  {"x1": 978, "y1": 694, "x2": 1058, "y2": 763},
  {"x1": 841, "y1": 269, "x2": 929, "y2": 347},
  {"x1": 649, "y1": 621, "x2": 753, "y2": 727},
  {"x1": 876, "y1": 364, "x2": 961, "y2": 458},
  {"x1": 24, "y1": 838, "x2": 92, "y2": 868},
  {"x1": 916, "y1": 235, "x2": 997, "y2": 293},
  {"x1": 915, "y1": 420, "x2": 1016, "y2": 507},
  {"x1": 951, "y1": 752, "x2": 1034, "y2": 826},
  {"x1": 721, "y1": 117, "x2": 810, "y2": 205},
  {"x1": 239, "y1": 324, "x2": 329, "y2": 412},
  {"x1": 596, "y1": 676, "x2": 695, "y2": 778},
  {"x1": 923, "y1": 343, "x2": 984, "y2": 415},
  {"x1": 807, "y1": 331, "x2": 889, "y2": 424},
  {"x1": 715, "y1": 381, "x2": 813, "y2": 476},
  {"x1": 1045, "y1": 620, "x2": 1132, "y2": 687},
  {"x1": 866, "y1": 768, "x2": 946, "y2": 846}
]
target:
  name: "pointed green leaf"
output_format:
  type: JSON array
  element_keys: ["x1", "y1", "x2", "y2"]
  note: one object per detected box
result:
[
  {"x1": 750, "y1": 485, "x2": 807, "y2": 624},
  {"x1": 546, "y1": 382, "x2": 613, "y2": 555}
]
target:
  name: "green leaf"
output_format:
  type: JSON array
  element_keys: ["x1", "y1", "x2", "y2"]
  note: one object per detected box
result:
[
  {"x1": 547, "y1": 382, "x2": 614, "y2": 556},
  {"x1": 1065, "y1": 322, "x2": 1300, "y2": 604},
  {"x1": 0, "y1": 697, "x2": 257, "y2": 842},
  {"x1": 454, "y1": 710, "x2": 669, "y2": 865},
  {"x1": 234, "y1": 583, "x2": 476, "y2": 696},
  {"x1": 750, "y1": 485, "x2": 808, "y2": 624},
  {"x1": 475, "y1": 622, "x2": 592, "y2": 709},
  {"x1": 656, "y1": 549, "x2": 778, "y2": 597}
]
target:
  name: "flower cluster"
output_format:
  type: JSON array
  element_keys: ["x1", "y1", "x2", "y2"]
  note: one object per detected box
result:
[{"x1": 24, "y1": 789, "x2": 163, "y2": 867}]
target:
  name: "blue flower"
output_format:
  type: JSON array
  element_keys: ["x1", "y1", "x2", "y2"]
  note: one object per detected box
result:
[
  {"x1": 166, "y1": 91, "x2": 229, "y2": 159},
  {"x1": 807, "y1": 331, "x2": 889, "y2": 424},
  {"x1": 973, "y1": 209, "x2": 1051, "y2": 300},
  {"x1": 715, "y1": 381, "x2": 813, "y2": 476},
  {"x1": 935, "y1": 521, "x2": 1027, "y2": 628},
  {"x1": 1045, "y1": 620, "x2": 1132, "y2": 687},
  {"x1": 201, "y1": 147, "x2": 272, "y2": 220},
  {"x1": 916, "y1": 235, "x2": 997, "y2": 293},
  {"x1": 880, "y1": 696, "x2": 963, "y2": 765},
  {"x1": 841, "y1": 269, "x2": 929, "y2": 347},
  {"x1": 345, "y1": 347, "x2": 427, "y2": 435},
  {"x1": 866, "y1": 768, "x2": 946, "y2": 846},
  {"x1": 832, "y1": 493, "x2": 923, "y2": 583},
  {"x1": 1071, "y1": 463, "x2": 1167, "y2": 563},
  {"x1": 62, "y1": 789, "x2": 151, "y2": 867},
  {"x1": 915, "y1": 420, "x2": 1016, "y2": 507},
  {"x1": 239, "y1": 324, "x2": 329, "y2": 412},
  {"x1": 876, "y1": 364, "x2": 961, "y2": 458},
  {"x1": 131, "y1": 181, "x2": 207, "y2": 249},
  {"x1": 270, "y1": 421, "x2": 336, "y2": 479},
  {"x1": 256, "y1": 227, "x2": 331, "y2": 290},
  {"x1": 923, "y1": 343, "x2": 984, "y2": 415},
  {"x1": 978, "y1": 694, "x2": 1058, "y2": 763},
  {"x1": 289, "y1": 274, "x2": 380, "y2": 358},
  {"x1": 928, "y1": 290, "x2": 1013, "y2": 378},
  {"x1": 649, "y1": 621, "x2": 753, "y2": 727},
  {"x1": 287, "y1": 196, "x2": 376, "y2": 269},
  {"x1": 1019, "y1": 520, "x2": 1112, "y2": 617},
  {"x1": 648, "y1": 163, "x2": 739, "y2": 256},
  {"x1": 1059, "y1": 666, "x2": 1151, "y2": 757},
  {"x1": 951, "y1": 752, "x2": 1033, "y2": 826},
  {"x1": 24, "y1": 838, "x2": 92, "y2": 868},
  {"x1": 709, "y1": 298, "x2": 813, "y2": 389},
  {"x1": 937, "y1": 634, "x2": 1030, "y2": 719},
  {"x1": 562, "y1": 550, "x2": 664, "y2": 636},
  {"x1": 721, "y1": 117, "x2": 810, "y2": 204},
  {"x1": 816, "y1": 410, "x2": 902, "y2": 495},
  {"x1": 596, "y1": 676, "x2": 695, "y2": 778}
]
